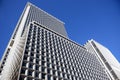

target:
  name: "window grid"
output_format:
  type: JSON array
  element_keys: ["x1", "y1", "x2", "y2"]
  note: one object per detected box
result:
[{"x1": 19, "y1": 23, "x2": 110, "y2": 80}]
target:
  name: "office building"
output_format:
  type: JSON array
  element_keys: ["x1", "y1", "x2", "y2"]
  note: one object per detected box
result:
[
  {"x1": 0, "y1": 2, "x2": 112, "y2": 80},
  {"x1": 84, "y1": 39, "x2": 120, "y2": 80}
]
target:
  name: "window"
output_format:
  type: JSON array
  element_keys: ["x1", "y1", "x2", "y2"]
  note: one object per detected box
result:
[
  {"x1": 36, "y1": 65, "x2": 39, "y2": 70},
  {"x1": 47, "y1": 75, "x2": 51, "y2": 80},
  {"x1": 21, "y1": 69, "x2": 26, "y2": 74},
  {"x1": 24, "y1": 55, "x2": 28, "y2": 60},
  {"x1": 47, "y1": 68, "x2": 50, "y2": 74},
  {"x1": 22, "y1": 62, "x2": 27, "y2": 67},
  {"x1": 42, "y1": 67, "x2": 45, "y2": 72},
  {"x1": 36, "y1": 54, "x2": 39, "y2": 58},
  {"x1": 19, "y1": 75, "x2": 26, "y2": 80},
  {"x1": 30, "y1": 57, "x2": 34, "y2": 62},
  {"x1": 28, "y1": 70, "x2": 33, "y2": 76},
  {"x1": 35, "y1": 72, "x2": 39, "y2": 77},
  {"x1": 42, "y1": 73, "x2": 46, "y2": 79},
  {"x1": 29, "y1": 63, "x2": 33, "y2": 69},
  {"x1": 36, "y1": 59, "x2": 39, "y2": 64}
]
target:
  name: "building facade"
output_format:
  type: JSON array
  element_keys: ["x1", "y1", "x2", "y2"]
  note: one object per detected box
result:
[
  {"x1": 0, "y1": 2, "x2": 112, "y2": 80},
  {"x1": 84, "y1": 39, "x2": 120, "y2": 80}
]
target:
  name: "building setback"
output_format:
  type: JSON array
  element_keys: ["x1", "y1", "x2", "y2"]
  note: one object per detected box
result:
[{"x1": 0, "y1": 2, "x2": 114, "y2": 80}]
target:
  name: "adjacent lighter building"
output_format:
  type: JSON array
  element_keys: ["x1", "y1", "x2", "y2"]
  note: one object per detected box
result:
[
  {"x1": 0, "y1": 2, "x2": 116, "y2": 80},
  {"x1": 84, "y1": 39, "x2": 120, "y2": 80}
]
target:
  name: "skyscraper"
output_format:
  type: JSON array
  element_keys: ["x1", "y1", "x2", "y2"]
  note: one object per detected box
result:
[
  {"x1": 84, "y1": 39, "x2": 120, "y2": 80},
  {"x1": 0, "y1": 2, "x2": 112, "y2": 80}
]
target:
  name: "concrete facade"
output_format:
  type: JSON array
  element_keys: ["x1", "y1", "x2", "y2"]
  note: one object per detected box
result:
[
  {"x1": 0, "y1": 2, "x2": 113, "y2": 80},
  {"x1": 84, "y1": 39, "x2": 120, "y2": 80}
]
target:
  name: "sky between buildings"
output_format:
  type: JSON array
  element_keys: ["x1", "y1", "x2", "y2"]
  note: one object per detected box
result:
[{"x1": 0, "y1": 0, "x2": 120, "y2": 62}]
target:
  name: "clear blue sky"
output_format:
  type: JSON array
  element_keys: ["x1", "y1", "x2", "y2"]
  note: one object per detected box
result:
[{"x1": 0, "y1": 0, "x2": 120, "y2": 62}]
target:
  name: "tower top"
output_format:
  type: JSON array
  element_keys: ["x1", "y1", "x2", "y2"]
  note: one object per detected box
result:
[{"x1": 27, "y1": 2, "x2": 65, "y2": 24}]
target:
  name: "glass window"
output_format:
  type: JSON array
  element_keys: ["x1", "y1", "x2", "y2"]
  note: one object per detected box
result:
[{"x1": 42, "y1": 73, "x2": 46, "y2": 79}]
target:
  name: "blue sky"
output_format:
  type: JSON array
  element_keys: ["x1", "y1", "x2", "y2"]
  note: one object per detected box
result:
[{"x1": 0, "y1": 0, "x2": 120, "y2": 62}]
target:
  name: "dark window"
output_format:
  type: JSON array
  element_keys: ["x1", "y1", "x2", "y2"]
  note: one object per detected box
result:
[
  {"x1": 24, "y1": 56, "x2": 28, "y2": 60},
  {"x1": 28, "y1": 70, "x2": 33, "y2": 76},
  {"x1": 42, "y1": 67, "x2": 45, "y2": 72},
  {"x1": 47, "y1": 75, "x2": 51, "y2": 80},
  {"x1": 53, "y1": 70, "x2": 56, "y2": 75},
  {"x1": 42, "y1": 73, "x2": 46, "y2": 79},
  {"x1": 22, "y1": 62, "x2": 27, "y2": 66},
  {"x1": 30, "y1": 58, "x2": 33, "y2": 62},
  {"x1": 35, "y1": 72, "x2": 39, "y2": 77},
  {"x1": 36, "y1": 59, "x2": 39, "y2": 64},
  {"x1": 19, "y1": 75, "x2": 25, "y2": 80},
  {"x1": 36, "y1": 54, "x2": 39, "y2": 58},
  {"x1": 36, "y1": 65, "x2": 39, "y2": 70},
  {"x1": 21, "y1": 69, "x2": 26, "y2": 74},
  {"x1": 47, "y1": 69, "x2": 50, "y2": 74},
  {"x1": 27, "y1": 77, "x2": 33, "y2": 80},
  {"x1": 29, "y1": 63, "x2": 33, "y2": 69}
]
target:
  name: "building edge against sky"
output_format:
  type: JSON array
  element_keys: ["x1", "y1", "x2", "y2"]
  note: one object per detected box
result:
[
  {"x1": 0, "y1": 2, "x2": 119, "y2": 80},
  {"x1": 0, "y1": 2, "x2": 68, "y2": 79},
  {"x1": 84, "y1": 39, "x2": 120, "y2": 80}
]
